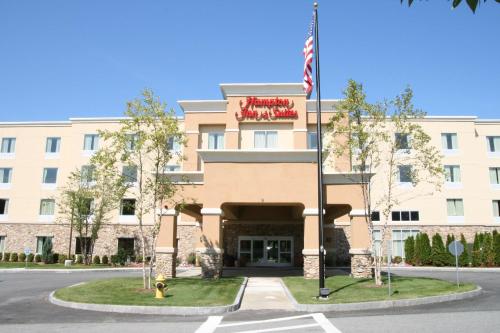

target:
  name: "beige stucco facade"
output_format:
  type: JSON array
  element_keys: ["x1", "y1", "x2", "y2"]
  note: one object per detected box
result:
[{"x1": 1, "y1": 83, "x2": 499, "y2": 279}]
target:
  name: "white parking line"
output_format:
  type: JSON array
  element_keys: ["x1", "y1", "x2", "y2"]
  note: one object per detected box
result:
[
  {"x1": 195, "y1": 316, "x2": 223, "y2": 333},
  {"x1": 234, "y1": 323, "x2": 320, "y2": 333},
  {"x1": 312, "y1": 313, "x2": 343, "y2": 333},
  {"x1": 217, "y1": 314, "x2": 315, "y2": 328}
]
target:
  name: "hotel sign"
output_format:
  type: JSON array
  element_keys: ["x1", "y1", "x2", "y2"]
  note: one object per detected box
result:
[{"x1": 235, "y1": 97, "x2": 298, "y2": 121}]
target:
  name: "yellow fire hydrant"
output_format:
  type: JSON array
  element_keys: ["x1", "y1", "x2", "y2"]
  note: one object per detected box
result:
[{"x1": 155, "y1": 274, "x2": 167, "y2": 299}]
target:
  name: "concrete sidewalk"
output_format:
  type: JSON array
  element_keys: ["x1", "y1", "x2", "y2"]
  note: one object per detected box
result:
[{"x1": 239, "y1": 277, "x2": 294, "y2": 310}]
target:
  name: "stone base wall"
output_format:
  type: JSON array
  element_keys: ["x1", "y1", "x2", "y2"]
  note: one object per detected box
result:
[
  {"x1": 303, "y1": 254, "x2": 319, "y2": 279},
  {"x1": 177, "y1": 224, "x2": 199, "y2": 264},
  {"x1": 325, "y1": 224, "x2": 351, "y2": 266},
  {"x1": 199, "y1": 251, "x2": 223, "y2": 279},
  {"x1": 350, "y1": 253, "x2": 373, "y2": 278},
  {"x1": 156, "y1": 252, "x2": 177, "y2": 278}
]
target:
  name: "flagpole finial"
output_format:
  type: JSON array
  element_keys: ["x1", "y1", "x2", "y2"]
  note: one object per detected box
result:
[{"x1": 314, "y1": 2, "x2": 318, "y2": 9}]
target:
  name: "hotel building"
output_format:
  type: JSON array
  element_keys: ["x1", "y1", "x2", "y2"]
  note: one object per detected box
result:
[{"x1": 0, "y1": 83, "x2": 499, "y2": 278}]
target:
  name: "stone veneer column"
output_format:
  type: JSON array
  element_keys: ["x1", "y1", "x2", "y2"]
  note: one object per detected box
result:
[
  {"x1": 155, "y1": 209, "x2": 178, "y2": 278},
  {"x1": 349, "y1": 209, "x2": 373, "y2": 278},
  {"x1": 302, "y1": 208, "x2": 320, "y2": 279},
  {"x1": 198, "y1": 208, "x2": 224, "y2": 279}
]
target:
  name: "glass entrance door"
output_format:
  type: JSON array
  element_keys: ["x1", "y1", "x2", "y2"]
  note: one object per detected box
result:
[{"x1": 238, "y1": 237, "x2": 293, "y2": 266}]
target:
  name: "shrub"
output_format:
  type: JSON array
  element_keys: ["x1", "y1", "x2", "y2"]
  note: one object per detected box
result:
[
  {"x1": 420, "y1": 233, "x2": 432, "y2": 265},
  {"x1": 187, "y1": 252, "x2": 197, "y2": 265},
  {"x1": 176, "y1": 257, "x2": 181, "y2": 266},
  {"x1": 458, "y1": 234, "x2": 470, "y2": 266},
  {"x1": 2, "y1": 252, "x2": 10, "y2": 262},
  {"x1": 76, "y1": 254, "x2": 83, "y2": 264},
  {"x1": 52, "y1": 253, "x2": 59, "y2": 264},
  {"x1": 27, "y1": 253, "x2": 34, "y2": 263},
  {"x1": 472, "y1": 233, "x2": 482, "y2": 267},
  {"x1": 42, "y1": 238, "x2": 54, "y2": 264},
  {"x1": 494, "y1": 231, "x2": 500, "y2": 266},
  {"x1": 19, "y1": 253, "x2": 26, "y2": 262},
  {"x1": 404, "y1": 236, "x2": 415, "y2": 265},
  {"x1": 413, "y1": 234, "x2": 422, "y2": 266},
  {"x1": 110, "y1": 255, "x2": 119, "y2": 266},
  {"x1": 93, "y1": 255, "x2": 101, "y2": 265},
  {"x1": 431, "y1": 233, "x2": 448, "y2": 267},
  {"x1": 116, "y1": 248, "x2": 127, "y2": 266},
  {"x1": 10, "y1": 253, "x2": 18, "y2": 262},
  {"x1": 34, "y1": 254, "x2": 42, "y2": 263},
  {"x1": 483, "y1": 233, "x2": 495, "y2": 267},
  {"x1": 102, "y1": 255, "x2": 109, "y2": 265},
  {"x1": 445, "y1": 234, "x2": 456, "y2": 266},
  {"x1": 392, "y1": 256, "x2": 403, "y2": 264},
  {"x1": 58, "y1": 254, "x2": 67, "y2": 264}
]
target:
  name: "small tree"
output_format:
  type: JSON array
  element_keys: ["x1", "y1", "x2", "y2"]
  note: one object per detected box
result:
[
  {"x1": 459, "y1": 234, "x2": 470, "y2": 267},
  {"x1": 431, "y1": 233, "x2": 447, "y2": 267},
  {"x1": 445, "y1": 234, "x2": 456, "y2": 266},
  {"x1": 483, "y1": 232, "x2": 495, "y2": 267},
  {"x1": 493, "y1": 230, "x2": 500, "y2": 266},
  {"x1": 404, "y1": 236, "x2": 415, "y2": 265},
  {"x1": 413, "y1": 233, "x2": 422, "y2": 266},
  {"x1": 41, "y1": 238, "x2": 53, "y2": 264},
  {"x1": 420, "y1": 233, "x2": 432, "y2": 266},
  {"x1": 472, "y1": 233, "x2": 482, "y2": 267}
]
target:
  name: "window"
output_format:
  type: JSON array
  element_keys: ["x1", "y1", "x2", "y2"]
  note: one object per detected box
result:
[
  {"x1": 398, "y1": 165, "x2": 412, "y2": 183},
  {"x1": 1, "y1": 138, "x2": 16, "y2": 153},
  {"x1": 39, "y1": 199, "x2": 55, "y2": 215},
  {"x1": 0, "y1": 236, "x2": 5, "y2": 253},
  {"x1": 444, "y1": 165, "x2": 461, "y2": 183},
  {"x1": 447, "y1": 199, "x2": 464, "y2": 217},
  {"x1": 118, "y1": 238, "x2": 135, "y2": 257},
  {"x1": 371, "y1": 211, "x2": 380, "y2": 221},
  {"x1": 392, "y1": 229, "x2": 420, "y2": 259},
  {"x1": 372, "y1": 230, "x2": 382, "y2": 256},
  {"x1": 167, "y1": 137, "x2": 181, "y2": 152},
  {"x1": 42, "y1": 168, "x2": 58, "y2": 184},
  {"x1": 45, "y1": 137, "x2": 61, "y2": 153},
  {"x1": 254, "y1": 131, "x2": 278, "y2": 149},
  {"x1": 81, "y1": 165, "x2": 96, "y2": 183},
  {"x1": 0, "y1": 168, "x2": 12, "y2": 184},
  {"x1": 0, "y1": 199, "x2": 8, "y2": 215},
  {"x1": 122, "y1": 165, "x2": 137, "y2": 183},
  {"x1": 36, "y1": 236, "x2": 53, "y2": 254},
  {"x1": 307, "y1": 132, "x2": 318, "y2": 149},
  {"x1": 441, "y1": 133, "x2": 458, "y2": 150},
  {"x1": 165, "y1": 165, "x2": 181, "y2": 172},
  {"x1": 75, "y1": 237, "x2": 91, "y2": 255},
  {"x1": 493, "y1": 200, "x2": 500, "y2": 218},
  {"x1": 208, "y1": 132, "x2": 224, "y2": 150},
  {"x1": 392, "y1": 211, "x2": 419, "y2": 221},
  {"x1": 490, "y1": 168, "x2": 500, "y2": 185},
  {"x1": 120, "y1": 199, "x2": 136, "y2": 215},
  {"x1": 395, "y1": 133, "x2": 410, "y2": 150},
  {"x1": 79, "y1": 198, "x2": 93, "y2": 216},
  {"x1": 83, "y1": 134, "x2": 99, "y2": 151},
  {"x1": 487, "y1": 136, "x2": 500, "y2": 153},
  {"x1": 125, "y1": 134, "x2": 138, "y2": 151}
]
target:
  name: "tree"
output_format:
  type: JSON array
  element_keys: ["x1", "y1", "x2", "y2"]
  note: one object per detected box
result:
[
  {"x1": 59, "y1": 151, "x2": 128, "y2": 265},
  {"x1": 413, "y1": 233, "x2": 422, "y2": 266},
  {"x1": 401, "y1": 0, "x2": 500, "y2": 13},
  {"x1": 327, "y1": 80, "x2": 443, "y2": 285},
  {"x1": 493, "y1": 230, "x2": 500, "y2": 266},
  {"x1": 483, "y1": 232, "x2": 495, "y2": 267},
  {"x1": 404, "y1": 236, "x2": 415, "y2": 265},
  {"x1": 431, "y1": 233, "x2": 448, "y2": 266},
  {"x1": 420, "y1": 233, "x2": 432, "y2": 265},
  {"x1": 472, "y1": 232, "x2": 482, "y2": 267},
  {"x1": 42, "y1": 238, "x2": 53, "y2": 264},
  {"x1": 458, "y1": 233, "x2": 470, "y2": 267},
  {"x1": 100, "y1": 89, "x2": 185, "y2": 289},
  {"x1": 445, "y1": 234, "x2": 456, "y2": 266}
]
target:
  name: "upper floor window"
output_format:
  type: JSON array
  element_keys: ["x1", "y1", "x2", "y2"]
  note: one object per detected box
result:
[
  {"x1": 122, "y1": 165, "x2": 138, "y2": 183},
  {"x1": 39, "y1": 199, "x2": 55, "y2": 216},
  {"x1": 42, "y1": 168, "x2": 58, "y2": 184},
  {"x1": 391, "y1": 211, "x2": 420, "y2": 221},
  {"x1": 395, "y1": 133, "x2": 410, "y2": 151},
  {"x1": 125, "y1": 134, "x2": 138, "y2": 151},
  {"x1": 254, "y1": 131, "x2": 278, "y2": 149},
  {"x1": 167, "y1": 137, "x2": 181, "y2": 152},
  {"x1": 83, "y1": 134, "x2": 99, "y2": 151},
  {"x1": 441, "y1": 133, "x2": 458, "y2": 150},
  {"x1": 79, "y1": 198, "x2": 94, "y2": 216},
  {"x1": 371, "y1": 211, "x2": 380, "y2": 221},
  {"x1": 208, "y1": 132, "x2": 224, "y2": 150},
  {"x1": 490, "y1": 167, "x2": 500, "y2": 185},
  {"x1": 398, "y1": 165, "x2": 412, "y2": 183},
  {"x1": 0, "y1": 168, "x2": 12, "y2": 184},
  {"x1": 447, "y1": 199, "x2": 464, "y2": 217},
  {"x1": 165, "y1": 165, "x2": 181, "y2": 172},
  {"x1": 46, "y1": 137, "x2": 61, "y2": 153},
  {"x1": 493, "y1": 200, "x2": 500, "y2": 218},
  {"x1": 487, "y1": 136, "x2": 500, "y2": 153},
  {"x1": 0, "y1": 199, "x2": 8, "y2": 215},
  {"x1": 444, "y1": 165, "x2": 461, "y2": 183},
  {"x1": 120, "y1": 199, "x2": 136, "y2": 216},
  {"x1": 81, "y1": 165, "x2": 96, "y2": 183},
  {"x1": 307, "y1": 132, "x2": 318, "y2": 149},
  {"x1": 1, "y1": 138, "x2": 16, "y2": 153}
]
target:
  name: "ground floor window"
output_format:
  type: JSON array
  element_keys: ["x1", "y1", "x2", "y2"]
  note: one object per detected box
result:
[
  {"x1": 0, "y1": 236, "x2": 5, "y2": 253},
  {"x1": 392, "y1": 229, "x2": 419, "y2": 259},
  {"x1": 117, "y1": 238, "x2": 135, "y2": 257},
  {"x1": 372, "y1": 230, "x2": 382, "y2": 256},
  {"x1": 0, "y1": 199, "x2": 8, "y2": 215},
  {"x1": 75, "y1": 237, "x2": 92, "y2": 255},
  {"x1": 238, "y1": 236, "x2": 293, "y2": 266},
  {"x1": 36, "y1": 236, "x2": 53, "y2": 254}
]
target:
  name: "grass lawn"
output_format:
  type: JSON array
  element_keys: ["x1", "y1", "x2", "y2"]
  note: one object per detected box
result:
[
  {"x1": 54, "y1": 277, "x2": 244, "y2": 306},
  {"x1": 0, "y1": 262, "x2": 114, "y2": 269},
  {"x1": 282, "y1": 275, "x2": 476, "y2": 304}
]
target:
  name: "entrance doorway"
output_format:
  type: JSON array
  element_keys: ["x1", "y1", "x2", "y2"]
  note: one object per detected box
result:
[{"x1": 238, "y1": 236, "x2": 293, "y2": 266}]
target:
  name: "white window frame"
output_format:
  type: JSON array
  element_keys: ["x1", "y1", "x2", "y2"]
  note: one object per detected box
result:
[
  {"x1": 0, "y1": 138, "x2": 16, "y2": 159},
  {"x1": 307, "y1": 132, "x2": 318, "y2": 149},
  {"x1": 42, "y1": 168, "x2": 58, "y2": 189},
  {"x1": 0, "y1": 168, "x2": 12, "y2": 189},
  {"x1": 122, "y1": 165, "x2": 138, "y2": 184},
  {"x1": 447, "y1": 198, "x2": 464, "y2": 222},
  {"x1": 441, "y1": 133, "x2": 459, "y2": 154},
  {"x1": 45, "y1": 137, "x2": 61, "y2": 157},
  {"x1": 493, "y1": 200, "x2": 500, "y2": 223},
  {"x1": 490, "y1": 167, "x2": 500, "y2": 189},
  {"x1": 254, "y1": 131, "x2": 278, "y2": 149},
  {"x1": 392, "y1": 229, "x2": 420, "y2": 260},
  {"x1": 487, "y1": 136, "x2": 500, "y2": 157},
  {"x1": 395, "y1": 133, "x2": 410, "y2": 152},
  {"x1": 398, "y1": 165, "x2": 413, "y2": 185},
  {"x1": 444, "y1": 165, "x2": 462, "y2": 188},
  {"x1": 39, "y1": 199, "x2": 55, "y2": 222},
  {"x1": 237, "y1": 236, "x2": 293, "y2": 267},
  {"x1": 83, "y1": 134, "x2": 99, "y2": 155},
  {"x1": 208, "y1": 132, "x2": 224, "y2": 150},
  {"x1": 0, "y1": 199, "x2": 8, "y2": 221},
  {"x1": 36, "y1": 236, "x2": 53, "y2": 255}
]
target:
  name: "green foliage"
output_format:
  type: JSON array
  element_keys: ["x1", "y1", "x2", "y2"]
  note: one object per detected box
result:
[
  {"x1": 76, "y1": 255, "x2": 83, "y2": 264},
  {"x1": 53, "y1": 253, "x2": 59, "y2": 263},
  {"x1": 420, "y1": 233, "x2": 432, "y2": 265},
  {"x1": 413, "y1": 234, "x2": 422, "y2": 266},
  {"x1": 431, "y1": 234, "x2": 448, "y2": 267},
  {"x1": 102, "y1": 255, "x2": 109, "y2": 265},
  {"x1": 19, "y1": 253, "x2": 26, "y2": 262},
  {"x1": 34, "y1": 254, "x2": 42, "y2": 263},
  {"x1": 445, "y1": 234, "x2": 456, "y2": 266},
  {"x1": 42, "y1": 238, "x2": 54, "y2": 264},
  {"x1": 27, "y1": 253, "x2": 34, "y2": 263},
  {"x1": 10, "y1": 253, "x2": 18, "y2": 262},
  {"x1": 483, "y1": 233, "x2": 495, "y2": 267},
  {"x1": 472, "y1": 233, "x2": 482, "y2": 267},
  {"x1": 404, "y1": 236, "x2": 415, "y2": 265},
  {"x1": 113, "y1": 248, "x2": 128, "y2": 266},
  {"x1": 58, "y1": 254, "x2": 67, "y2": 264},
  {"x1": 493, "y1": 231, "x2": 500, "y2": 266},
  {"x1": 187, "y1": 252, "x2": 197, "y2": 265},
  {"x1": 93, "y1": 255, "x2": 101, "y2": 265},
  {"x1": 392, "y1": 256, "x2": 403, "y2": 264},
  {"x1": 458, "y1": 234, "x2": 470, "y2": 267},
  {"x1": 2, "y1": 252, "x2": 10, "y2": 262},
  {"x1": 401, "y1": 0, "x2": 500, "y2": 13}
]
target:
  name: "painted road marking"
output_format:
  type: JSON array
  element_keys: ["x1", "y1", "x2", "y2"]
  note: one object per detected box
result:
[
  {"x1": 195, "y1": 316, "x2": 223, "y2": 333},
  {"x1": 197, "y1": 312, "x2": 343, "y2": 333}
]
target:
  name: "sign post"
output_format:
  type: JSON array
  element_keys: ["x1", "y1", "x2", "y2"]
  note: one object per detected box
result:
[
  {"x1": 23, "y1": 247, "x2": 31, "y2": 269},
  {"x1": 448, "y1": 240, "x2": 464, "y2": 288}
]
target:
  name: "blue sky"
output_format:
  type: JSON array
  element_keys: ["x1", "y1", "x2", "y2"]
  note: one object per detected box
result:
[{"x1": 0, "y1": 0, "x2": 499, "y2": 121}]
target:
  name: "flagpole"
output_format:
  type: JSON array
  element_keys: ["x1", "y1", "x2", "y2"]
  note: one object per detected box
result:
[{"x1": 313, "y1": 1, "x2": 328, "y2": 298}]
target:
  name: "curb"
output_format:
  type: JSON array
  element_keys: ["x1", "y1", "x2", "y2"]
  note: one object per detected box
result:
[
  {"x1": 0, "y1": 267, "x2": 142, "y2": 273},
  {"x1": 49, "y1": 277, "x2": 248, "y2": 315},
  {"x1": 279, "y1": 279, "x2": 482, "y2": 312},
  {"x1": 382, "y1": 266, "x2": 500, "y2": 273}
]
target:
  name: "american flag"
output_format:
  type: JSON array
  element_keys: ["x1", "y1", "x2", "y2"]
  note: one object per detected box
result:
[{"x1": 303, "y1": 14, "x2": 315, "y2": 97}]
